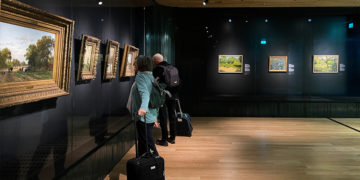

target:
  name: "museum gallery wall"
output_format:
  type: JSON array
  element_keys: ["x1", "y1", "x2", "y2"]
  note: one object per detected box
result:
[
  {"x1": 0, "y1": 0, "x2": 144, "y2": 179},
  {"x1": 174, "y1": 8, "x2": 360, "y2": 116}
]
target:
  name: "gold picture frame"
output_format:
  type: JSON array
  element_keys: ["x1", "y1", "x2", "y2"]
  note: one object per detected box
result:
[
  {"x1": 0, "y1": 0, "x2": 74, "y2": 108},
  {"x1": 103, "y1": 40, "x2": 120, "y2": 79},
  {"x1": 218, "y1": 55, "x2": 243, "y2": 73},
  {"x1": 77, "y1": 35, "x2": 101, "y2": 81},
  {"x1": 269, "y1": 56, "x2": 288, "y2": 72},
  {"x1": 120, "y1": 44, "x2": 139, "y2": 77},
  {"x1": 313, "y1": 55, "x2": 339, "y2": 73}
]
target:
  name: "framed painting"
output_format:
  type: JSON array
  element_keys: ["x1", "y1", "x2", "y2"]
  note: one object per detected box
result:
[
  {"x1": 0, "y1": 0, "x2": 74, "y2": 108},
  {"x1": 313, "y1": 55, "x2": 339, "y2": 73},
  {"x1": 120, "y1": 44, "x2": 139, "y2": 77},
  {"x1": 269, "y1": 56, "x2": 288, "y2": 72},
  {"x1": 77, "y1": 35, "x2": 101, "y2": 81},
  {"x1": 103, "y1": 40, "x2": 120, "y2": 79},
  {"x1": 218, "y1": 55, "x2": 243, "y2": 73}
]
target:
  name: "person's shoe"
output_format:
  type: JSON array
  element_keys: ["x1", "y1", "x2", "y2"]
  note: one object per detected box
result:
[
  {"x1": 167, "y1": 138, "x2": 175, "y2": 144},
  {"x1": 156, "y1": 139, "x2": 168, "y2": 146}
]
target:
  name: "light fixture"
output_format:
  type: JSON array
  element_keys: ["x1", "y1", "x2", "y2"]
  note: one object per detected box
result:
[
  {"x1": 98, "y1": 0, "x2": 103, "y2": 5},
  {"x1": 260, "y1": 38, "x2": 267, "y2": 45},
  {"x1": 265, "y1": 19, "x2": 268, "y2": 23},
  {"x1": 228, "y1": 19, "x2": 232, "y2": 23},
  {"x1": 308, "y1": 18, "x2": 312, "y2": 22},
  {"x1": 203, "y1": 0, "x2": 208, "y2": 6}
]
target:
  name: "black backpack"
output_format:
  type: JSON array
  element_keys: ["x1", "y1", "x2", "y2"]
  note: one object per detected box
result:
[
  {"x1": 148, "y1": 80, "x2": 167, "y2": 108},
  {"x1": 159, "y1": 64, "x2": 180, "y2": 88}
]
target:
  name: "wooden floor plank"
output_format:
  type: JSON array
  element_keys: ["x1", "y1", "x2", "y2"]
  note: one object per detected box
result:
[{"x1": 106, "y1": 117, "x2": 360, "y2": 180}]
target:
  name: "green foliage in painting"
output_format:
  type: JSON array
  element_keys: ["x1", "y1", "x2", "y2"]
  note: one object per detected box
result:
[
  {"x1": 0, "y1": 48, "x2": 12, "y2": 69},
  {"x1": 25, "y1": 36, "x2": 55, "y2": 71},
  {"x1": 313, "y1": 55, "x2": 338, "y2": 73},
  {"x1": 219, "y1": 55, "x2": 243, "y2": 73}
]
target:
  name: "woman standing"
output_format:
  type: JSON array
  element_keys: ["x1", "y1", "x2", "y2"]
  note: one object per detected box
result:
[{"x1": 131, "y1": 55, "x2": 160, "y2": 156}]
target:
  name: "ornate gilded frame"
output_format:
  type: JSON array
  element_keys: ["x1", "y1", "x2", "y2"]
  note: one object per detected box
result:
[
  {"x1": 120, "y1": 44, "x2": 139, "y2": 77},
  {"x1": 77, "y1": 35, "x2": 101, "y2": 81},
  {"x1": 269, "y1": 56, "x2": 288, "y2": 72},
  {"x1": 103, "y1": 40, "x2": 120, "y2": 79},
  {"x1": 0, "y1": 0, "x2": 74, "y2": 108}
]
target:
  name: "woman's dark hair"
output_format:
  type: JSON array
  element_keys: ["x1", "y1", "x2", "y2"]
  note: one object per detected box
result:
[{"x1": 135, "y1": 55, "x2": 153, "y2": 72}]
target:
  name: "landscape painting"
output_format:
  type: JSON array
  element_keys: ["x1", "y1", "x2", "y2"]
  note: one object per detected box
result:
[
  {"x1": 103, "y1": 40, "x2": 120, "y2": 79},
  {"x1": 77, "y1": 35, "x2": 101, "y2": 81},
  {"x1": 218, "y1": 55, "x2": 243, "y2": 73},
  {"x1": 0, "y1": 22, "x2": 55, "y2": 83},
  {"x1": 120, "y1": 44, "x2": 139, "y2": 77},
  {"x1": 269, "y1": 56, "x2": 287, "y2": 72},
  {"x1": 313, "y1": 55, "x2": 339, "y2": 73}
]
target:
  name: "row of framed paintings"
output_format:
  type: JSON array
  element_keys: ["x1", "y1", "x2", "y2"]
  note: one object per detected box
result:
[
  {"x1": 218, "y1": 55, "x2": 339, "y2": 73},
  {"x1": 77, "y1": 35, "x2": 139, "y2": 81}
]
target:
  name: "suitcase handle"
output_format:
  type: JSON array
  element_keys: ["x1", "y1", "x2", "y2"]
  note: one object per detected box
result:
[{"x1": 176, "y1": 99, "x2": 183, "y2": 116}]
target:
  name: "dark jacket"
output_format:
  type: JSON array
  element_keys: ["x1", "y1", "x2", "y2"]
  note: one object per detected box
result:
[{"x1": 153, "y1": 61, "x2": 179, "y2": 99}]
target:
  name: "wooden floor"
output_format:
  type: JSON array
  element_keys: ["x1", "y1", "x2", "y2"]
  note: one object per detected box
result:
[{"x1": 105, "y1": 117, "x2": 360, "y2": 180}]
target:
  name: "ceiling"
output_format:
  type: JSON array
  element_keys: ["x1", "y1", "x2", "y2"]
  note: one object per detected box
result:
[{"x1": 156, "y1": 0, "x2": 360, "y2": 7}]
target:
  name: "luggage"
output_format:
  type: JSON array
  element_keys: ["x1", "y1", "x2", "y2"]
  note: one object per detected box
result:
[
  {"x1": 175, "y1": 99, "x2": 193, "y2": 137},
  {"x1": 126, "y1": 115, "x2": 165, "y2": 180},
  {"x1": 126, "y1": 152, "x2": 165, "y2": 180}
]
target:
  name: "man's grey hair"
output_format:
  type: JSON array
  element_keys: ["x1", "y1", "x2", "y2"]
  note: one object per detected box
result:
[{"x1": 152, "y1": 53, "x2": 163, "y2": 61}]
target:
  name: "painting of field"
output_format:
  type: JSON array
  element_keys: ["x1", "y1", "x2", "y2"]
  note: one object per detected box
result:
[
  {"x1": 0, "y1": 22, "x2": 55, "y2": 83},
  {"x1": 313, "y1": 55, "x2": 339, "y2": 73},
  {"x1": 269, "y1": 56, "x2": 287, "y2": 72},
  {"x1": 218, "y1": 55, "x2": 243, "y2": 73}
]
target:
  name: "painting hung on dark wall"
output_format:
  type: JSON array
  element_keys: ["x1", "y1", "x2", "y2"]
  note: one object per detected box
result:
[
  {"x1": 77, "y1": 35, "x2": 101, "y2": 81},
  {"x1": 120, "y1": 44, "x2": 139, "y2": 77},
  {"x1": 313, "y1": 55, "x2": 339, "y2": 73},
  {"x1": 103, "y1": 40, "x2": 120, "y2": 79},
  {"x1": 269, "y1": 56, "x2": 288, "y2": 72},
  {"x1": 0, "y1": 0, "x2": 74, "y2": 108},
  {"x1": 218, "y1": 55, "x2": 243, "y2": 73}
]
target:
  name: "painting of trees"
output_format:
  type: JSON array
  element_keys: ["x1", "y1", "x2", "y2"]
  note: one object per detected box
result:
[
  {"x1": 218, "y1": 55, "x2": 243, "y2": 73},
  {"x1": 0, "y1": 48, "x2": 12, "y2": 69},
  {"x1": 25, "y1": 36, "x2": 54, "y2": 71}
]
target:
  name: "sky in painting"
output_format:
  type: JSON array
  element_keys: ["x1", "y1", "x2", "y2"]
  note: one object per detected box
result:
[{"x1": 0, "y1": 22, "x2": 55, "y2": 63}]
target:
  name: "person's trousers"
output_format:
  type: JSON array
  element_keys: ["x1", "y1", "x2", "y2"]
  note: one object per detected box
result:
[
  {"x1": 136, "y1": 121, "x2": 159, "y2": 156},
  {"x1": 158, "y1": 99, "x2": 177, "y2": 140}
]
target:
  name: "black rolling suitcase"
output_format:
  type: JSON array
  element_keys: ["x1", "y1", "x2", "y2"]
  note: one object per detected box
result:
[
  {"x1": 175, "y1": 99, "x2": 193, "y2": 137},
  {"x1": 126, "y1": 116, "x2": 165, "y2": 180}
]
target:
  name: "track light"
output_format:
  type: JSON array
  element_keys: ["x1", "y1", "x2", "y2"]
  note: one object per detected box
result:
[
  {"x1": 203, "y1": 0, "x2": 209, "y2": 6},
  {"x1": 98, "y1": 0, "x2": 103, "y2": 5}
]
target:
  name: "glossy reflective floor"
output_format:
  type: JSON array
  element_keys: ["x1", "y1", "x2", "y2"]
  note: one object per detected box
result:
[{"x1": 106, "y1": 117, "x2": 360, "y2": 180}]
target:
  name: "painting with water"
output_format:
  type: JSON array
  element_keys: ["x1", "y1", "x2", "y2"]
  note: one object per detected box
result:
[
  {"x1": 218, "y1": 55, "x2": 243, "y2": 73},
  {"x1": 0, "y1": 22, "x2": 55, "y2": 83},
  {"x1": 269, "y1": 56, "x2": 287, "y2": 72}
]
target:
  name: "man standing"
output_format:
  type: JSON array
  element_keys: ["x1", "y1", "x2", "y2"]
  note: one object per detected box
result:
[{"x1": 152, "y1": 53, "x2": 179, "y2": 146}]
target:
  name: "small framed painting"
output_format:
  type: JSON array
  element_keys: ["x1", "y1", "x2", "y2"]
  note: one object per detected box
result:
[
  {"x1": 77, "y1": 35, "x2": 101, "y2": 81},
  {"x1": 218, "y1": 55, "x2": 243, "y2": 73},
  {"x1": 313, "y1": 55, "x2": 339, "y2": 73},
  {"x1": 103, "y1": 40, "x2": 120, "y2": 79},
  {"x1": 269, "y1": 56, "x2": 288, "y2": 72},
  {"x1": 120, "y1": 44, "x2": 139, "y2": 77}
]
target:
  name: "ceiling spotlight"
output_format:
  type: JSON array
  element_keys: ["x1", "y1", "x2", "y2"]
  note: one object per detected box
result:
[
  {"x1": 98, "y1": 0, "x2": 103, "y2": 5},
  {"x1": 203, "y1": 0, "x2": 209, "y2": 6}
]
